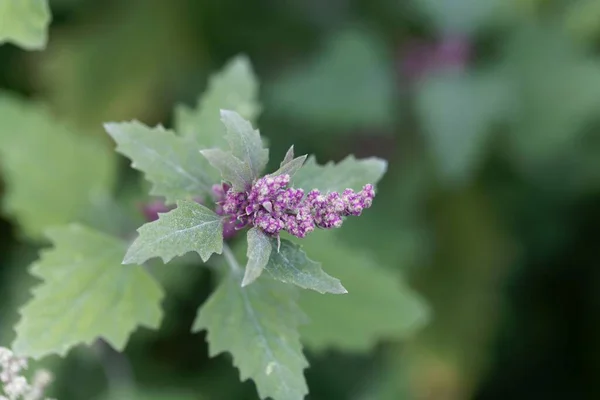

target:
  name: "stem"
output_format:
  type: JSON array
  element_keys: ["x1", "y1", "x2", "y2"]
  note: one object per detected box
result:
[{"x1": 222, "y1": 243, "x2": 242, "y2": 274}]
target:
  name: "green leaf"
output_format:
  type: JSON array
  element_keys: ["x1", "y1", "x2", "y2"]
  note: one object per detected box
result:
[
  {"x1": 13, "y1": 224, "x2": 164, "y2": 359},
  {"x1": 220, "y1": 109, "x2": 269, "y2": 178},
  {"x1": 502, "y1": 24, "x2": 600, "y2": 173},
  {"x1": 0, "y1": 0, "x2": 51, "y2": 50},
  {"x1": 298, "y1": 230, "x2": 429, "y2": 352},
  {"x1": 416, "y1": 69, "x2": 509, "y2": 185},
  {"x1": 265, "y1": 239, "x2": 346, "y2": 294},
  {"x1": 0, "y1": 95, "x2": 116, "y2": 240},
  {"x1": 414, "y1": 0, "x2": 514, "y2": 34},
  {"x1": 292, "y1": 155, "x2": 387, "y2": 193},
  {"x1": 268, "y1": 149, "x2": 307, "y2": 178},
  {"x1": 281, "y1": 145, "x2": 295, "y2": 166},
  {"x1": 105, "y1": 121, "x2": 215, "y2": 204},
  {"x1": 242, "y1": 227, "x2": 271, "y2": 287},
  {"x1": 193, "y1": 248, "x2": 309, "y2": 400},
  {"x1": 124, "y1": 200, "x2": 223, "y2": 265},
  {"x1": 176, "y1": 55, "x2": 260, "y2": 149},
  {"x1": 267, "y1": 29, "x2": 395, "y2": 129},
  {"x1": 200, "y1": 148, "x2": 253, "y2": 191}
]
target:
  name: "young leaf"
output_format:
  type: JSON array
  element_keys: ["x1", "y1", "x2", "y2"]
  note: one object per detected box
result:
[
  {"x1": 200, "y1": 148, "x2": 253, "y2": 191},
  {"x1": 0, "y1": 95, "x2": 116, "y2": 240},
  {"x1": 264, "y1": 239, "x2": 346, "y2": 294},
  {"x1": 193, "y1": 247, "x2": 309, "y2": 400},
  {"x1": 220, "y1": 109, "x2": 269, "y2": 178},
  {"x1": 298, "y1": 231, "x2": 429, "y2": 352},
  {"x1": 281, "y1": 145, "x2": 295, "y2": 166},
  {"x1": 268, "y1": 154, "x2": 307, "y2": 178},
  {"x1": 13, "y1": 224, "x2": 164, "y2": 359},
  {"x1": 292, "y1": 155, "x2": 387, "y2": 193},
  {"x1": 104, "y1": 121, "x2": 215, "y2": 203},
  {"x1": 242, "y1": 227, "x2": 272, "y2": 287},
  {"x1": 175, "y1": 55, "x2": 260, "y2": 149},
  {"x1": 124, "y1": 201, "x2": 223, "y2": 265},
  {"x1": 0, "y1": 0, "x2": 51, "y2": 50}
]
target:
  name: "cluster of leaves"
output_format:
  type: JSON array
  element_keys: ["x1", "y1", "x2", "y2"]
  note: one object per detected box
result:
[{"x1": 0, "y1": 46, "x2": 428, "y2": 399}]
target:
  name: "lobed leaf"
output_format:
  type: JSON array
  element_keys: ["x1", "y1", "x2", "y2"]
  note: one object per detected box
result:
[
  {"x1": 124, "y1": 200, "x2": 223, "y2": 265},
  {"x1": 220, "y1": 109, "x2": 269, "y2": 179},
  {"x1": 292, "y1": 155, "x2": 387, "y2": 193},
  {"x1": 105, "y1": 121, "x2": 215, "y2": 204},
  {"x1": 0, "y1": 95, "x2": 116, "y2": 240},
  {"x1": 200, "y1": 148, "x2": 254, "y2": 191},
  {"x1": 175, "y1": 55, "x2": 260, "y2": 149},
  {"x1": 298, "y1": 230, "x2": 429, "y2": 352},
  {"x1": 264, "y1": 239, "x2": 346, "y2": 294},
  {"x1": 242, "y1": 227, "x2": 272, "y2": 287},
  {"x1": 13, "y1": 224, "x2": 164, "y2": 359},
  {"x1": 0, "y1": 0, "x2": 51, "y2": 50},
  {"x1": 193, "y1": 251, "x2": 309, "y2": 400}
]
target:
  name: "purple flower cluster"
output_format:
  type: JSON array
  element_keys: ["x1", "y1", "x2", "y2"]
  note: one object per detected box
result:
[{"x1": 213, "y1": 174, "x2": 375, "y2": 239}]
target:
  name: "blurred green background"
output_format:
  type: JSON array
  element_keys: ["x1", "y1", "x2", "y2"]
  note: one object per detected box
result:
[{"x1": 2, "y1": 0, "x2": 600, "y2": 399}]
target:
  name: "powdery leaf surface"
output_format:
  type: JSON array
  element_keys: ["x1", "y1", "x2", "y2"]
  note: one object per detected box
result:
[
  {"x1": 13, "y1": 224, "x2": 164, "y2": 359},
  {"x1": 265, "y1": 239, "x2": 346, "y2": 294},
  {"x1": 105, "y1": 121, "x2": 214, "y2": 204},
  {"x1": 193, "y1": 261, "x2": 308, "y2": 400},
  {"x1": 293, "y1": 155, "x2": 387, "y2": 193},
  {"x1": 221, "y1": 109, "x2": 268, "y2": 179},
  {"x1": 124, "y1": 201, "x2": 223, "y2": 264},
  {"x1": 200, "y1": 148, "x2": 254, "y2": 192},
  {"x1": 175, "y1": 55, "x2": 260, "y2": 149},
  {"x1": 242, "y1": 227, "x2": 272, "y2": 287}
]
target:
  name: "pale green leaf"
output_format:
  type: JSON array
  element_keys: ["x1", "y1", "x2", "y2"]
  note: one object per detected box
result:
[
  {"x1": 268, "y1": 154, "x2": 307, "y2": 178},
  {"x1": 0, "y1": 95, "x2": 116, "y2": 240},
  {"x1": 13, "y1": 224, "x2": 164, "y2": 359},
  {"x1": 105, "y1": 121, "x2": 215, "y2": 204},
  {"x1": 220, "y1": 109, "x2": 268, "y2": 178},
  {"x1": 265, "y1": 239, "x2": 346, "y2": 294},
  {"x1": 267, "y1": 29, "x2": 395, "y2": 129},
  {"x1": 292, "y1": 155, "x2": 387, "y2": 193},
  {"x1": 242, "y1": 227, "x2": 271, "y2": 287},
  {"x1": 176, "y1": 55, "x2": 260, "y2": 148},
  {"x1": 281, "y1": 145, "x2": 295, "y2": 166},
  {"x1": 200, "y1": 148, "x2": 253, "y2": 191},
  {"x1": 124, "y1": 200, "x2": 223, "y2": 264},
  {"x1": 193, "y1": 248, "x2": 309, "y2": 400},
  {"x1": 0, "y1": 0, "x2": 50, "y2": 50},
  {"x1": 298, "y1": 230, "x2": 429, "y2": 352}
]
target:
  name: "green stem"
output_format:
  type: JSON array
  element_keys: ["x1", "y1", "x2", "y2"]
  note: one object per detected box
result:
[{"x1": 222, "y1": 243, "x2": 242, "y2": 274}]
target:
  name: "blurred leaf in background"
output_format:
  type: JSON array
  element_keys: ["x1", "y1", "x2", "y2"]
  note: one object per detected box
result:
[
  {"x1": 0, "y1": 0, "x2": 50, "y2": 50},
  {"x1": 0, "y1": 94, "x2": 115, "y2": 240},
  {"x1": 267, "y1": 28, "x2": 396, "y2": 131}
]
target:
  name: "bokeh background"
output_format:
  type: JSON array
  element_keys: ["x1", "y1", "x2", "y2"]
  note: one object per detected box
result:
[{"x1": 2, "y1": 0, "x2": 600, "y2": 399}]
